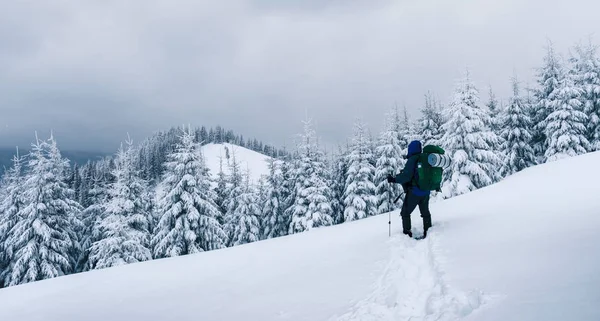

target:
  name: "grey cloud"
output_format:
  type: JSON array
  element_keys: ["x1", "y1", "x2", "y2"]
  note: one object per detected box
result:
[{"x1": 0, "y1": 0, "x2": 598, "y2": 153}]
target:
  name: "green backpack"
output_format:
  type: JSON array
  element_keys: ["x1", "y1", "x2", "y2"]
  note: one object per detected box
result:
[{"x1": 415, "y1": 145, "x2": 446, "y2": 191}]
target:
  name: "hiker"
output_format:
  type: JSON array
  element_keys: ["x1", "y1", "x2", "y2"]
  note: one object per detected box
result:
[{"x1": 387, "y1": 140, "x2": 441, "y2": 238}]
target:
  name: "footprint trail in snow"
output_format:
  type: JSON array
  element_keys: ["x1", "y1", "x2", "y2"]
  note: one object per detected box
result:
[{"x1": 332, "y1": 232, "x2": 486, "y2": 321}]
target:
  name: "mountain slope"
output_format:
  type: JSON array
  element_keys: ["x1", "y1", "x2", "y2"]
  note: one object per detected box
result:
[
  {"x1": 1, "y1": 152, "x2": 600, "y2": 321},
  {"x1": 201, "y1": 143, "x2": 271, "y2": 184}
]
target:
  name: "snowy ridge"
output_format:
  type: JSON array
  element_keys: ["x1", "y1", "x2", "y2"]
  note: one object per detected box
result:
[
  {"x1": 332, "y1": 229, "x2": 486, "y2": 321},
  {"x1": 201, "y1": 143, "x2": 271, "y2": 184}
]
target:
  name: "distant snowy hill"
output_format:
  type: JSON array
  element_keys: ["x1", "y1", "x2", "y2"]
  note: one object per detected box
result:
[
  {"x1": 201, "y1": 143, "x2": 271, "y2": 184},
  {"x1": 1, "y1": 152, "x2": 600, "y2": 321}
]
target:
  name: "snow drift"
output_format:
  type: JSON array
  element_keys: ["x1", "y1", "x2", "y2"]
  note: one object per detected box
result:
[{"x1": 1, "y1": 152, "x2": 600, "y2": 321}]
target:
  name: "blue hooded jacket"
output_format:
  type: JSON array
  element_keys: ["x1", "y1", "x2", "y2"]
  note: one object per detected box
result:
[{"x1": 394, "y1": 140, "x2": 430, "y2": 196}]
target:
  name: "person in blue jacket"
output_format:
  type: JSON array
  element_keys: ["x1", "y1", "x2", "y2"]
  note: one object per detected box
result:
[{"x1": 387, "y1": 140, "x2": 432, "y2": 238}]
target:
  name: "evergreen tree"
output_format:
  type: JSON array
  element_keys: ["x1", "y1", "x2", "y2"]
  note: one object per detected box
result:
[
  {"x1": 440, "y1": 71, "x2": 503, "y2": 198},
  {"x1": 152, "y1": 129, "x2": 227, "y2": 258},
  {"x1": 261, "y1": 159, "x2": 290, "y2": 239},
  {"x1": 226, "y1": 172, "x2": 261, "y2": 246},
  {"x1": 3, "y1": 134, "x2": 82, "y2": 286},
  {"x1": 486, "y1": 86, "x2": 501, "y2": 129},
  {"x1": 223, "y1": 152, "x2": 244, "y2": 244},
  {"x1": 544, "y1": 68, "x2": 591, "y2": 161},
  {"x1": 418, "y1": 92, "x2": 444, "y2": 146},
  {"x1": 343, "y1": 119, "x2": 378, "y2": 221},
  {"x1": 77, "y1": 172, "x2": 108, "y2": 272},
  {"x1": 330, "y1": 146, "x2": 348, "y2": 224},
  {"x1": 288, "y1": 120, "x2": 334, "y2": 233},
  {"x1": 398, "y1": 106, "x2": 415, "y2": 149},
  {"x1": 532, "y1": 43, "x2": 565, "y2": 161},
  {"x1": 88, "y1": 138, "x2": 152, "y2": 269},
  {"x1": 570, "y1": 41, "x2": 600, "y2": 150},
  {"x1": 214, "y1": 156, "x2": 228, "y2": 224},
  {"x1": 374, "y1": 111, "x2": 403, "y2": 214},
  {"x1": 0, "y1": 150, "x2": 24, "y2": 287},
  {"x1": 501, "y1": 76, "x2": 537, "y2": 175}
]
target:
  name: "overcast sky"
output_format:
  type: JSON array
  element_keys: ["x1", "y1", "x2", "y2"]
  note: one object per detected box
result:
[{"x1": 0, "y1": 0, "x2": 598, "y2": 153}]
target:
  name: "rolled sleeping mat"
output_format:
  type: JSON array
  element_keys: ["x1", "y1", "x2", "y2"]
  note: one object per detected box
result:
[{"x1": 428, "y1": 153, "x2": 451, "y2": 168}]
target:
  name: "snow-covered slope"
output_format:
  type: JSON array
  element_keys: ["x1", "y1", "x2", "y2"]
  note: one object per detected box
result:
[
  {"x1": 201, "y1": 143, "x2": 271, "y2": 184},
  {"x1": 2, "y1": 153, "x2": 600, "y2": 321}
]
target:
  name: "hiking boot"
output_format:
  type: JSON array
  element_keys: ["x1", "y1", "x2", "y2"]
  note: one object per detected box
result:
[{"x1": 403, "y1": 230, "x2": 413, "y2": 238}]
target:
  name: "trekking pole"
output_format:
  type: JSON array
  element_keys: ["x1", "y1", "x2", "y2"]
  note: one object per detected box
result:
[
  {"x1": 388, "y1": 184, "x2": 392, "y2": 237},
  {"x1": 393, "y1": 193, "x2": 403, "y2": 204}
]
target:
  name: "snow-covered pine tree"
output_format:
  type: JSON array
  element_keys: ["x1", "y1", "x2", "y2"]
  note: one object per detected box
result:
[
  {"x1": 223, "y1": 151, "x2": 244, "y2": 245},
  {"x1": 398, "y1": 106, "x2": 416, "y2": 149},
  {"x1": 570, "y1": 41, "x2": 600, "y2": 150},
  {"x1": 88, "y1": 138, "x2": 152, "y2": 269},
  {"x1": 374, "y1": 111, "x2": 403, "y2": 214},
  {"x1": 343, "y1": 119, "x2": 378, "y2": 221},
  {"x1": 544, "y1": 65, "x2": 591, "y2": 161},
  {"x1": 500, "y1": 76, "x2": 537, "y2": 175},
  {"x1": 214, "y1": 156, "x2": 228, "y2": 223},
  {"x1": 261, "y1": 158, "x2": 290, "y2": 239},
  {"x1": 330, "y1": 146, "x2": 348, "y2": 224},
  {"x1": 486, "y1": 85, "x2": 508, "y2": 177},
  {"x1": 279, "y1": 157, "x2": 296, "y2": 229},
  {"x1": 288, "y1": 120, "x2": 334, "y2": 233},
  {"x1": 255, "y1": 175, "x2": 268, "y2": 238},
  {"x1": 152, "y1": 129, "x2": 227, "y2": 258},
  {"x1": 0, "y1": 150, "x2": 24, "y2": 287},
  {"x1": 3, "y1": 134, "x2": 82, "y2": 286},
  {"x1": 440, "y1": 71, "x2": 504, "y2": 198},
  {"x1": 77, "y1": 172, "x2": 109, "y2": 272},
  {"x1": 418, "y1": 91, "x2": 444, "y2": 146},
  {"x1": 486, "y1": 86, "x2": 502, "y2": 132},
  {"x1": 226, "y1": 171, "x2": 261, "y2": 246},
  {"x1": 532, "y1": 43, "x2": 565, "y2": 161}
]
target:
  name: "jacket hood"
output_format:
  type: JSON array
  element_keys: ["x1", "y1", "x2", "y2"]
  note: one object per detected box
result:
[{"x1": 407, "y1": 140, "x2": 422, "y2": 158}]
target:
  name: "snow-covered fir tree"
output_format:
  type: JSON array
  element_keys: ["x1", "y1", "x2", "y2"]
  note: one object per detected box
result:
[
  {"x1": 226, "y1": 171, "x2": 261, "y2": 246},
  {"x1": 214, "y1": 156, "x2": 228, "y2": 223},
  {"x1": 398, "y1": 106, "x2": 416, "y2": 150},
  {"x1": 544, "y1": 66, "x2": 591, "y2": 161},
  {"x1": 223, "y1": 152, "x2": 244, "y2": 245},
  {"x1": 440, "y1": 71, "x2": 504, "y2": 198},
  {"x1": 3, "y1": 134, "x2": 82, "y2": 286},
  {"x1": 0, "y1": 150, "x2": 24, "y2": 287},
  {"x1": 500, "y1": 76, "x2": 537, "y2": 174},
  {"x1": 328, "y1": 148, "x2": 346, "y2": 225},
  {"x1": 418, "y1": 92, "x2": 444, "y2": 146},
  {"x1": 374, "y1": 111, "x2": 403, "y2": 214},
  {"x1": 255, "y1": 175, "x2": 269, "y2": 237},
  {"x1": 486, "y1": 86, "x2": 502, "y2": 132},
  {"x1": 288, "y1": 120, "x2": 334, "y2": 233},
  {"x1": 532, "y1": 43, "x2": 565, "y2": 161},
  {"x1": 570, "y1": 41, "x2": 600, "y2": 150},
  {"x1": 77, "y1": 172, "x2": 109, "y2": 272},
  {"x1": 88, "y1": 138, "x2": 152, "y2": 269},
  {"x1": 261, "y1": 158, "x2": 290, "y2": 239},
  {"x1": 152, "y1": 129, "x2": 227, "y2": 258},
  {"x1": 343, "y1": 119, "x2": 378, "y2": 221}
]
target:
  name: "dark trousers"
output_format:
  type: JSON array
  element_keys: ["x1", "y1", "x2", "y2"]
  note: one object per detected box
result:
[{"x1": 400, "y1": 191, "x2": 432, "y2": 234}]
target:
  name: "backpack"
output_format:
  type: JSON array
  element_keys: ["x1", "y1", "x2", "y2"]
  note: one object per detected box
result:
[{"x1": 414, "y1": 145, "x2": 447, "y2": 191}]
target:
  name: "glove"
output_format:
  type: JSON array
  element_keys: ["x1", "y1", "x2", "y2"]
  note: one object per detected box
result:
[{"x1": 386, "y1": 175, "x2": 395, "y2": 183}]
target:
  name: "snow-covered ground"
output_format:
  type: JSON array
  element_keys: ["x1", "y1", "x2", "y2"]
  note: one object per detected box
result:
[
  {"x1": 1, "y1": 152, "x2": 600, "y2": 321},
  {"x1": 201, "y1": 143, "x2": 271, "y2": 184}
]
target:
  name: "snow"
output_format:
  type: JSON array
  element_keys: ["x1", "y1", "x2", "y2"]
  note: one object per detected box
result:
[
  {"x1": 201, "y1": 143, "x2": 271, "y2": 185},
  {"x1": 2, "y1": 152, "x2": 600, "y2": 320}
]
